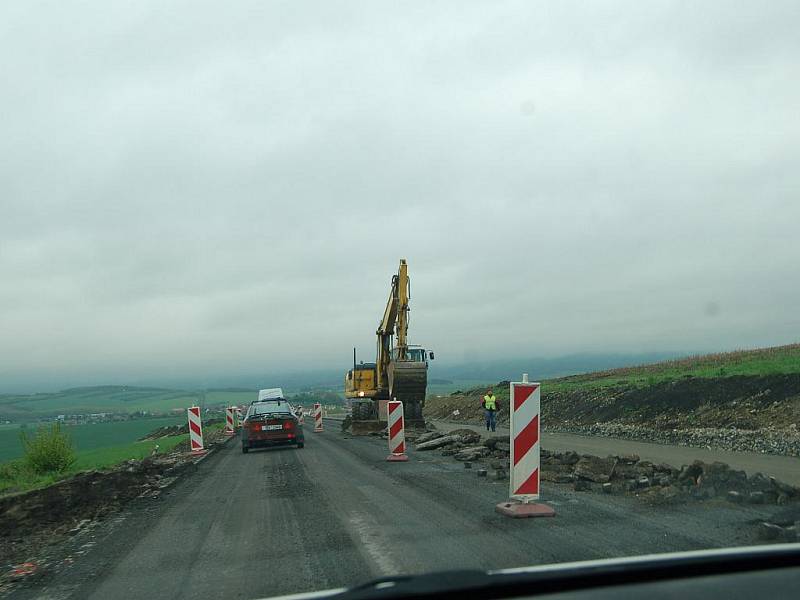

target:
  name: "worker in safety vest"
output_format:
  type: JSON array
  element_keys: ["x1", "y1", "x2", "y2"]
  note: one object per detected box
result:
[{"x1": 481, "y1": 389, "x2": 499, "y2": 432}]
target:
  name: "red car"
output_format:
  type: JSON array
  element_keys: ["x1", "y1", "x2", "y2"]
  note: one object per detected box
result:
[{"x1": 241, "y1": 400, "x2": 304, "y2": 453}]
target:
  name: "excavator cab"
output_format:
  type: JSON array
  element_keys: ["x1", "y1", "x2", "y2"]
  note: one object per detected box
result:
[{"x1": 391, "y1": 345, "x2": 430, "y2": 363}]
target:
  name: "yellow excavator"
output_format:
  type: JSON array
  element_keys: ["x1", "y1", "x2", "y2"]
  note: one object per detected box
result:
[{"x1": 345, "y1": 259, "x2": 433, "y2": 430}]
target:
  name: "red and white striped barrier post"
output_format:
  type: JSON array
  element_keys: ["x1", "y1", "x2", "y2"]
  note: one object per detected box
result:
[
  {"x1": 236, "y1": 406, "x2": 243, "y2": 428},
  {"x1": 496, "y1": 374, "x2": 555, "y2": 518},
  {"x1": 313, "y1": 403, "x2": 323, "y2": 432},
  {"x1": 297, "y1": 405, "x2": 305, "y2": 425},
  {"x1": 224, "y1": 406, "x2": 235, "y2": 435},
  {"x1": 187, "y1": 406, "x2": 206, "y2": 455},
  {"x1": 386, "y1": 399, "x2": 408, "y2": 462}
]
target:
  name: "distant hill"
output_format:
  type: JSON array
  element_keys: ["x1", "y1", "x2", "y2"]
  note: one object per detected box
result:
[
  {"x1": 0, "y1": 387, "x2": 252, "y2": 422},
  {"x1": 5, "y1": 345, "x2": 798, "y2": 422},
  {"x1": 430, "y1": 351, "x2": 683, "y2": 382}
]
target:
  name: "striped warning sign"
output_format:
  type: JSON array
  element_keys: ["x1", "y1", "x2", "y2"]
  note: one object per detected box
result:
[
  {"x1": 510, "y1": 382, "x2": 541, "y2": 500},
  {"x1": 225, "y1": 406, "x2": 235, "y2": 435},
  {"x1": 386, "y1": 400, "x2": 408, "y2": 462},
  {"x1": 313, "y1": 403, "x2": 323, "y2": 432},
  {"x1": 187, "y1": 406, "x2": 204, "y2": 453}
]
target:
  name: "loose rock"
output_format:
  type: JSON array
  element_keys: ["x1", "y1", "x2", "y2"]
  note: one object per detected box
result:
[
  {"x1": 415, "y1": 431, "x2": 446, "y2": 445},
  {"x1": 574, "y1": 455, "x2": 616, "y2": 483},
  {"x1": 757, "y1": 522, "x2": 784, "y2": 541},
  {"x1": 574, "y1": 480, "x2": 591, "y2": 492},
  {"x1": 449, "y1": 429, "x2": 482, "y2": 445},
  {"x1": 415, "y1": 435, "x2": 460, "y2": 451}
]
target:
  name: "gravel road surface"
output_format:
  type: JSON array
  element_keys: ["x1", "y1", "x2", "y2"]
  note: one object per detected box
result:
[{"x1": 10, "y1": 419, "x2": 786, "y2": 600}]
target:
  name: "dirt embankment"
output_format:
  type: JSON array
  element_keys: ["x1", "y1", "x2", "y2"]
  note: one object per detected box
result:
[
  {"x1": 425, "y1": 374, "x2": 800, "y2": 456},
  {"x1": 0, "y1": 424, "x2": 231, "y2": 583}
]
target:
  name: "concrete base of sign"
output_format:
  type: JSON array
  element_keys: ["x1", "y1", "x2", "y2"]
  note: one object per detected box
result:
[
  {"x1": 224, "y1": 430, "x2": 235, "y2": 436},
  {"x1": 495, "y1": 500, "x2": 556, "y2": 518},
  {"x1": 189, "y1": 449, "x2": 208, "y2": 458},
  {"x1": 313, "y1": 427, "x2": 324, "y2": 433},
  {"x1": 386, "y1": 453, "x2": 409, "y2": 462}
]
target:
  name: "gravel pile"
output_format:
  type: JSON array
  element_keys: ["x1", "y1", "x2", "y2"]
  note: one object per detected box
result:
[{"x1": 546, "y1": 423, "x2": 800, "y2": 457}]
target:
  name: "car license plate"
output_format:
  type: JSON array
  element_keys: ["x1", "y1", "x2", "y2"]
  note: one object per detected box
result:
[{"x1": 263, "y1": 424, "x2": 282, "y2": 431}]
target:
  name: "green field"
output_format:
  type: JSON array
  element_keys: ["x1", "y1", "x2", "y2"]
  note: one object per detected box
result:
[
  {"x1": 0, "y1": 416, "x2": 185, "y2": 463},
  {"x1": 0, "y1": 421, "x2": 225, "y2": 496},
  {"x1": 0, "y1": 387, "x2": 256, "y2": 422},
  {"x1": 0, "y1": 432, "x2": 187, "y2": 495}
]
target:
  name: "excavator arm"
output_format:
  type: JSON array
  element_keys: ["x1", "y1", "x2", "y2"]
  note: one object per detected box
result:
[{"x1": 376, "y1": 260, "x2": 410, "y2": 389}]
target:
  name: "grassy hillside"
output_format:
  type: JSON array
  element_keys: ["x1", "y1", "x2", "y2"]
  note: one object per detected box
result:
[
  {"x1": 0, "y1": 387, "x2": 257, "y2": 422},
  {"x1": 548, "y1": 343, "x2": 800, "y2": 391},
  {"x1": 425, "y1": 343, "x2": 800, "y2": 432}
]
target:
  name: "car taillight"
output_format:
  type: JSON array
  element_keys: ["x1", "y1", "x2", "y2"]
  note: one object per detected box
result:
[
  {"x1": 248, "y1": 421, "x2": 260, "y2": 430},
  {"x1": 283, "y1": 420, "x2": 294, "y2": 430},
  {"x1": 287, "y1": 433, "x2": 294, "y2": 439}
]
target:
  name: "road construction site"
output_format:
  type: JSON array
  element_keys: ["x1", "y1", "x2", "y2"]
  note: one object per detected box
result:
[
  {"x1": 3, "y1": 261, "x2": 799, "y2": 598},
  {"x1": 6, "y1": 417, "x2": 797, "y2": 600}
]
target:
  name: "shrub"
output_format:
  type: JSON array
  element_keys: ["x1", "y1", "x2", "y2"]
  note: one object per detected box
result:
[
  {"x1": 0, "y1": 460, "x2": 22, "y2": 481},
  {"x1": 20, "y1": 422, "x2": 76, "y2": 474}
]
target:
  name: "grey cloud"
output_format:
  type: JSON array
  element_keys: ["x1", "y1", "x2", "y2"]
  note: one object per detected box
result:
[{"x1": 1, "y1": 1, "x2": 799, "y2": 390}]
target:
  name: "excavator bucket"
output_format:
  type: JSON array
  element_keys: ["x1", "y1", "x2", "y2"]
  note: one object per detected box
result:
[{"x1": 387, "y1": 360, "x2": 427, "y2": 425}]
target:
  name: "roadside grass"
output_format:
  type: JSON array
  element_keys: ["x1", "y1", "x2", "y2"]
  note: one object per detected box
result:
[
  {"x1": 72, "y1": 434, "x2": 190, "y2": 471},
  {"x1": 439, "y1": 343, "x2": 800, "y2": 398},
  {"x1": 0, "y1": 423, "x2": 224, "y2": 497},
  {"x1": 544, "y1": 343, "x2": 800, "y2": 392},
  {"x1": 0, "y1": 416, "x2": 186, "y2": 463}
]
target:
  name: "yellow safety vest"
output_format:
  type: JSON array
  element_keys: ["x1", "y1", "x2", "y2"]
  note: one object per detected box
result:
[{"x1": 483, "y1": 395, "x2": 497, "y2": 410}]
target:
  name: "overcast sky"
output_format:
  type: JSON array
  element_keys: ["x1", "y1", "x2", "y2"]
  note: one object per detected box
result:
[{"x1": 1, "y1": 1, "x2": 799, "y2": 391}]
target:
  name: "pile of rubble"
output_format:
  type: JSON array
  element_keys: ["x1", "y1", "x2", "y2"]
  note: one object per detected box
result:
[
  {"x1": 412, "y1": 430, "x2": 800, "y2": 507},
  {"x1": 539, "y1": 450, "x2": 800, "y2": 506}
]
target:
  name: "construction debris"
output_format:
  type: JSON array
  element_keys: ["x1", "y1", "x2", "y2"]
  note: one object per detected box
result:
[{"x1": 413, "y1": 429, "x2": 800, "y2": 506}]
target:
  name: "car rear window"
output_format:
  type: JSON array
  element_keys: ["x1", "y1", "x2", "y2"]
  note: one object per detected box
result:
[{"x1": 248, "y1": 402, "x2": 292, "y2": 418}]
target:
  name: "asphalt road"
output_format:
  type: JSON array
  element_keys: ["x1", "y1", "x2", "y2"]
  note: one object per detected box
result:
[
  {"x1": 431, "y1": 420, "x2": 800, "y2": 487},
  {"x1": 13, "y1": 420, "x2": 788, "y2": 600}
]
